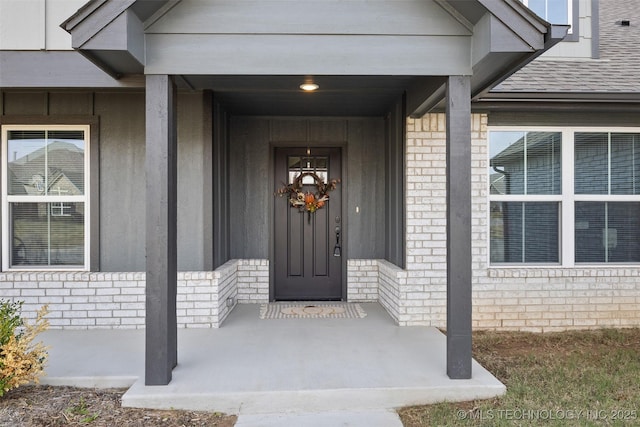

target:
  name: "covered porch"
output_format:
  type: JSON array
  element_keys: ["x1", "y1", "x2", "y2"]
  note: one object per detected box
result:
[
  {"x1": 40, "y1": 302, "x2": 504, "y2": 415},
  {"x1": 55, "y1": 0, "x2": 568, "y2": 389}
]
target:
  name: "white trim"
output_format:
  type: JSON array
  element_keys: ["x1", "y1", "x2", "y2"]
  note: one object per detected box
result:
[
  {"x1": 561, "y1": 128, "x2": 574, "y2": 266},
  {"x1": 1, "y1": 124, "x2": 91, "y2": 271},
  {"x1": 487, "y1": 125, "x2": 640, "y2": 268},
  {"x1": 521, "y1": 0, "x2": 573, "y2": 34}
]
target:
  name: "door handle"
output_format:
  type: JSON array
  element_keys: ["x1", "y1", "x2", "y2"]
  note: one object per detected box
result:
[{"x1": 333, "y1": 226, "x2": 341, "y2": 257}]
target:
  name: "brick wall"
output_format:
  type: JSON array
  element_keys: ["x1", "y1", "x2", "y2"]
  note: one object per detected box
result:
[
  {"x1": 347, "y1": 260, "x2": 378, "y2": 301},
  {"x1": 1, "y1": 259, "x2": 269, "y2": 329},
  {"x1": 378, "y1": 259, "x2": 407, "y2": 324},
  {"x1": 236, "y1": 259, "x2": 269, "y2": 303},
  {"x1": 402, "y1": 114, "x2": 450, "y2": 326},
  {"x1": 405, "y1": 113, "x2": 640, "y2": 331}
]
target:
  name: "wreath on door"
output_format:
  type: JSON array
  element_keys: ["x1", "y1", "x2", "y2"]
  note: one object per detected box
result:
[{"x1": 276, "y1": 172, "x2": 340, "y2": 214}]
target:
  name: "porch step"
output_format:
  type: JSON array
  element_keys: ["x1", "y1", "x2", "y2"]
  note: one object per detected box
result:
[
  {"x1": 121, "y1": 380, "x2": 505, "y2": 415},
  {"x1": 234, "y1": 410, "x2": 403, "y2": 427}
]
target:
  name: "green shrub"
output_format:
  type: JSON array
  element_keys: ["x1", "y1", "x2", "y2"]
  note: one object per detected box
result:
[{"x1": 0, "y1": 300, "x2": 49, "y2": 397}]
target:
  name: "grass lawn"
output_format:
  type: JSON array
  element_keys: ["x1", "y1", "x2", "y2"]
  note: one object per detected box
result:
[{"x1": 399, "y1": 328, "x2": 640, "y2": 426}]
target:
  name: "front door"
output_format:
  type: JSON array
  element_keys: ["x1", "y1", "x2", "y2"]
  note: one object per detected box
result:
[{"x1": 274, "y1": 147, "x2": 342, "y2": 300}]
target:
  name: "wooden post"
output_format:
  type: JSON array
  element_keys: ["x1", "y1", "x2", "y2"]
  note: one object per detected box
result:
[
  {"x1": 446, "y1": 75, "x2": 472, "y2": 379},
  {"x1": 145, "y1": 74, "x2": 178, "y2": 385}
]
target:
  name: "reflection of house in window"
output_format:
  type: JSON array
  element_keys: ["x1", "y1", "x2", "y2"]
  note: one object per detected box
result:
[
  {"x1": 4, "y1": 131, "x2": 87, "y2": 268},
  {"x1": 8, "y1": 140, "x2": 85, "y2": 196},
  {"x1": 490, "y1": 132, "x2": 561, "y2": 196},
  {"x1": 489, "y1": 131, "x2": 561, "y2": 264}
]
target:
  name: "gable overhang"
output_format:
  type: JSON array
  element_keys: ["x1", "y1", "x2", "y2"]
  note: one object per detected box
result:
[
  {"x1": 61, "y1": 0, "x2": 174, "y2": 78},
  {"x1": 60, "y1": 0, "x2": 567, "y2": 117},
  {"x1": 407, "y1": 0, "x2": 569, "y2": 116}
]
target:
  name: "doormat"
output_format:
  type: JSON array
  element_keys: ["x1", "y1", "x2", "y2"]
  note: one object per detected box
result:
[{"x1": 259, "y1": 303, "x2": 366, "y2": 319}]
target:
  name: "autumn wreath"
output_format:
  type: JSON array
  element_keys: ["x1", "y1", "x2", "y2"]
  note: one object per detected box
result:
[{"x1": 276, "y1": 172, "x2": 340, "y2": 213}]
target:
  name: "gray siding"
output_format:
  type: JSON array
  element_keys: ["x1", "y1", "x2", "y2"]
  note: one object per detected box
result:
[
  {"x1": 1, "y1": 89, "x2": 211, "y2": 272},
  {"x1": 143, "y1": 0, "x2": 471, "y2": 75},
  {"x1": 228, "y1": 117, "x2": 386, "y2": 260},
  {"x1": 2, "y1": 93, "x2": 389, "y2": 270}
]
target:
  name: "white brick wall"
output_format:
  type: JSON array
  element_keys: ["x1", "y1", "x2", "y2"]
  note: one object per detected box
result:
[
  {"x1": 347, "y1": 260, "x2": 378, "y2": 302},
  {"x1": 236, "y1": 259, "x2": 269, "y2": 303},
  {"x1": 0, "y1": 259, "x2": 269, "y2": 330},
  {"x1": 405, "y1": 113, "x2": 640, "y2": 331},
  {"x1": 402, "y1": 114, "x2": 449, "y2": 326},
  {"x1": 378, "y1": 259, "x2": 407, "y2": 324}
]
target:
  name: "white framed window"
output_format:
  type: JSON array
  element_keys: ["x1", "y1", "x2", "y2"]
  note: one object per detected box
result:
[
  {"x1": 1, "y1": 125, "x2": 90, "y2": 270},
  {"x1": 521, "y1": 0, "x2": 573, "y2": 34},
  {"x1": 489, "y1": 127, "x2": 640, "y2": 266}
]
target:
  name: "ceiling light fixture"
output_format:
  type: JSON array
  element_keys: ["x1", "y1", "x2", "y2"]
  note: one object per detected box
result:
[{"x1": 300, "y1": 82, "x2": 319, "y2": 91}]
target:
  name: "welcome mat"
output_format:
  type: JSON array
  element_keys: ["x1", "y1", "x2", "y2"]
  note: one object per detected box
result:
[{"x1": 259, "y1": 303, "x2": 367, "y2": 319}]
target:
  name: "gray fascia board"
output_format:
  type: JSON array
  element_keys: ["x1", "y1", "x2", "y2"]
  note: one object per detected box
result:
[
  {"x1": 477, "y1": 0, "x2": 547, "y2": 48},
  {"x1": 435, "y1": 0, "x2": 474, "y2": 32},
  {"x1": 412, "y1": 0, "x2": 562, "y2": 117},
  {"x1": 82, "y1": 10, "x2": 145, "y2": 70},
  {"x1": 0, "y1": 51, "x2": 144, "y2": 88},
  {"x1": 66, "y1": 0, "x2": 137, "y2": 48},
  {"x1": 478, "y1": 91, "x2": 640, "y2": 102},
  {"x1": 473, "y1": 101, "x2": 640, "y2": 114},
  {"x1": 473, "y1": 23, "x2": 569, "y2": 101},
  {"x1": 61, "y1": 0, "x2": 108, "y2": 31}
]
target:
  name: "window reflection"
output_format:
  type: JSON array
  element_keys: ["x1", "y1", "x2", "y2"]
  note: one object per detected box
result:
[
  {"x1": 7, "y1": 130, "x2": 85, "y2": 196},
  {"x1": 489, "y1": 131, "x2": 561, "y2": 195}
]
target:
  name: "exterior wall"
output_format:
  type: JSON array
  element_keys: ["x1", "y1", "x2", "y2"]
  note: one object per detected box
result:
[
  {"x1": 405, "y1": 113, "x2": 640, "y2": 331},
  {"x1": 236, "y1": 259, "x2": 269, "y2": 303},
  {"x1": 0, "y1": 90, "x2": 211, "y2": 272},
  {"x1": 541, "y1": 0, "x2": 594, "y2": 59},
  {"x1": 0, "y1": 0, "x2": 83, "y2": 50},
  {"x1": 402, "y1": 114, "x2": 449, "y2": 326},
  {"x1": 377, "y1": 259, "x2": 407, "y2": 324},
  {"x1": 347, "y1": 260, "x2": 378, "y2": 302},
  {"x1": 346, "y1": 259, "x2": 406, "y2": 323},
  {"x1": 2, "y1": 259, "x2": 270, "y2": 329},
  {"x1": 228, "y1": 117, "x2": 386, "y2": 260}
]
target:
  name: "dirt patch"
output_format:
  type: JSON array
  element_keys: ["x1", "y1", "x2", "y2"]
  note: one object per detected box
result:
[{"x1": 0, "y1": 385, "x2": 237, "y2": 427}]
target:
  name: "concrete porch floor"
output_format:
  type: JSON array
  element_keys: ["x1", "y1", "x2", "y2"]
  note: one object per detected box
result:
[{"x1": 39, "y1": 303, "x2": 505, "y2": 416}]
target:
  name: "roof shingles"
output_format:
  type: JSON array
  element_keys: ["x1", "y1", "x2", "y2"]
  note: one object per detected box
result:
[{"x1": 493, "y1": 0, "x2": 640, "y2": 94}]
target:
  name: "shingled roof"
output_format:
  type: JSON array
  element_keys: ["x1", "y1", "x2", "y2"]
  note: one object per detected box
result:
[{"x1": 492, "y1": 0, "x2": 640, "y2": 95}]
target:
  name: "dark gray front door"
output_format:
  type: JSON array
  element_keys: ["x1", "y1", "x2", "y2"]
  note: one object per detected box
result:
[{"x1": 274, "y1": 147, "x2": 342, "y2": 300}]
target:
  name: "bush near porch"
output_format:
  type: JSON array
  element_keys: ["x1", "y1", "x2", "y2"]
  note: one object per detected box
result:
[{"x1": 399, "y1": 328, "x2": 640, "y2": 426}]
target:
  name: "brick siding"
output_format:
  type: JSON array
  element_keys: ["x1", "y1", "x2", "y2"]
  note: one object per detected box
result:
[
  {"x1": 2, "y1": 259, "x2": 268, "y2": 329},
  {"x1": 404, "y1": 113, "x2": 640, "y2": 331}
]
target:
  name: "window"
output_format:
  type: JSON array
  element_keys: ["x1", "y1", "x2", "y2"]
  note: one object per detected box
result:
[
  {"x1": 2, "y1": 126, "x2": 90, "y2": 270},
  {"x1": 489, "y1": 131, "x2": 562, "y2": 264},
  {"x1": 574, "y1": 132, "x2": 640, "y2": 263},
  {"x1": 521, "y1": 0, "x2": 573, "y2": 34},
  {"x1": 489, "y1": 128, "x2": 640, "y2": 266},
  {"x1": 288, "y1": 155, "x2": 328, "y2": 184}
]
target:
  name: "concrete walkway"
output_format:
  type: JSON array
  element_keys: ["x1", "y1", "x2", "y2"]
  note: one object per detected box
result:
[{"x1": 39, "y1": 303, "x2": 504, "y2": 424}]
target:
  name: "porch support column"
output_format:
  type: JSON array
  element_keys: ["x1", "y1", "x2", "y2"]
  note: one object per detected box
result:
[
  {"x1": 445, "y1": 75, "x2": 472, "y2": 379},
  {"x1": 145, "y1": 74, "x2": 178, "y2": 385}
]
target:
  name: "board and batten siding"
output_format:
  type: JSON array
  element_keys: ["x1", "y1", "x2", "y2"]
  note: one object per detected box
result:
[
  {"x1": 0, "y1": 90, "x2": 212, "y2": 272},
  {"x1": 228, "y1": 117, "x2": 386, "y2": 261}
]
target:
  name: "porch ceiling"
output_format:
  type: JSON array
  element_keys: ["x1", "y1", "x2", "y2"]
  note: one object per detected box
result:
[{"x1": 178, "y1": 75, "x2": 419, "y2": 116}]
